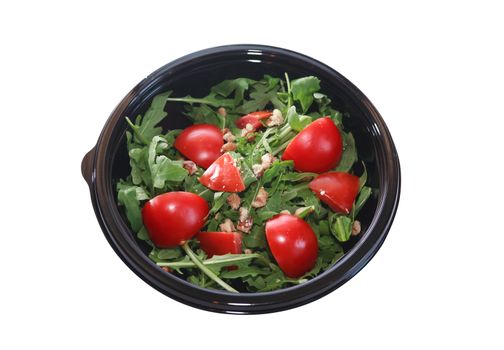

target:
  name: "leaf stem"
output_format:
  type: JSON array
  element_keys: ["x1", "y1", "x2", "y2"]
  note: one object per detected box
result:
[
  {"x1": 157, "y1": 253, "x2": 265, "y2": 268},
  {"x1": 181, "y1": 242, "x2": 238, "y2": 293},
  {"x1": 125, "y1": 117, "x2": 149, "y2": 145},
  {"x1": 284, "y1": 72, "x2": 293, "y2": 108},
  {"x1": 271, "y1": 138, "x2": 292, "y2": 156}
]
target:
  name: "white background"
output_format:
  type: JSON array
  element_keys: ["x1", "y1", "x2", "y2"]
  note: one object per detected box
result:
[{"x1": 1, "y1": 1, "x2": 503, "y2": 349}]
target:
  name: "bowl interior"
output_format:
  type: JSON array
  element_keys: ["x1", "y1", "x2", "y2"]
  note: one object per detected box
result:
[{"x1": 109, "y1": 54, "x2": 380, "y2": 284}]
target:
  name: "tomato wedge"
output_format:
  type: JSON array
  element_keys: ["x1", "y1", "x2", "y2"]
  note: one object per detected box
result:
[
  {"x1": 282, "y1": 117, "x2": 342, "y2": 173},
  {"x1": 309, "y1": 172, "x2": 360, "y2": 214},
  {"x1": 265, "y1": 214, "x2": 318, "y2": 278},
  {"x1": 174, "y1": 124, "x2": 223, "y2": 168},
  {"x1": 196, "y1": 231, "x2": 242, "y2": 257},
  {"x1": 199, "y1": 153, "x2": 245, "y2": 192},
  {"x1": 142, "y1": 192, "x2": 209, "y2": 248},
  {"x1": 235, "y1": 111, "x2": 272, "y2": 130}
]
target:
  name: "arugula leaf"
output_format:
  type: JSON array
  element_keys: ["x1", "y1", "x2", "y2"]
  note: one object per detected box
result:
[
  {"x1": 236, "y1": 81, "x2": 282, "y2": 114},
  {"x1": 184, "y1": 103, "x2": 224, "y2": 128},
  {"x1": 335, "y1": 131, "x2": 357, "y2": 172},
  {"x1": 353, "y1": 186, "x2": 372, "y2": 216},
  {"x1": 211, "y1": 77, "x2": 255, "y2": 106},
  {"x1": 286, "y1": 106, "x2": 312, "y2": 132},
  {"x1": 290, "y1": 76, "x2": 320, "y2": 113},
  {"x1": 329, "y1": 213, "x2": 353, "y2": 242},
  {"x1": 148, "y1": 136, "x2": 188, "y2": 189},
  {"x1": 126, "y1": 91, "x2": 172, "y2": 144},
  {"x1": 117, "y1": 185, "x2": 143, "y2": 232}
]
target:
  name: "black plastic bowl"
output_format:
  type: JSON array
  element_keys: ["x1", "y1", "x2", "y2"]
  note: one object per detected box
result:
[{"x1": 81, "y1": 45, "x2": 400, "y2": 314}]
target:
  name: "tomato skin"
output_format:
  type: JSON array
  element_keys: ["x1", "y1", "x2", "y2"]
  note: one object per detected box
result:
[
  {"x1": 196, "y1": 231, "x2": 242, "y2": 257},
  {"x1": 142, "y1": 192, "x2": 209, "y2": 248},
  {"x1": 199, "y1": 153, "x2": 245, "y2": 192},
  {"x1": 174, "y1": 124, "x2": 223, "y2": 169},
  {"x1": 309, "y1": 172, "x2": 360, "y2": 214},
  {"x1": 282, "y1": 117, "x2": 343, "y2": 173},
  {"x1": 265, "y1": 214, "x2": 318, "y2": 278},
  {"x1": 235, "y1": 111, "x2": 272, "y2": 130}
]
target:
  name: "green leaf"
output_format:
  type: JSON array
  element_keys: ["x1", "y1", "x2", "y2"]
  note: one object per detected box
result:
[
  {"x1": 335, "y1": 131, "x2": 357, "y2": 172},
  {"x1": 329, "y1": 214, "x2": 353, "y2": 242},
  {"x1": 286, "y1": 106, "x2": 312, "y2": 132},
  {"x1": 209, "y1": 192, "x2": 230, "y2": 214},
  {"x1": 220, "y1": 266, "x2": 269, "y2": 279},
  {"x1": 157, "y1": 247, "x2": 183, "y2": 260},
  {"x1": 242, "y1": 225, "x2": 267, "y2": 249},
  {"x1": 136, "y1": 91, "x2": 172, "y2": 142},
  {"x1": 235, "y1": 81, "x2": 282, "y2": 114},
  {"x1": 354, "y1": 186, "x2": 372, "y2": 216},
  {"x1": 211, "y1": 77, "x2": 255, "y2": 106},
  {"x1": 117, "y1": 185, "x2": 143, "y2": 232},
  {"x1": 148, "y1": 136, "x2": 188, "y2": 189},
  {"x1": 137, "y1": 226, "x2": 149, "y2": 241},
  {"x1": 184, "y1": 103, "x2": 223, "y2": 127},
  {"x1": 290, "y1": 76, "x2": 320, "y2": 113},
  {"x1": 262, "y1": 160, "x2": 293, "y2": 184}
]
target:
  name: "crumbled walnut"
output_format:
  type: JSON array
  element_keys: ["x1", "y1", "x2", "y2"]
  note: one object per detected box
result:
[
  {"x1": 266, "y1": 109, "x2": 284, "y2": 126},
  {"x1": 245, "y1": 123, "x2": 254, "y2": 132},
  {"x1": 227, "y1": 193, "x2": 241, "y2": 210},
  {"x1": 221, "y1": 142, "x2": 237, "y2": 152},
  {"x1": 244, "y1": 249, "x2": 253, "y2": 254},
  {"x1": 218, "y1": 107, "x2": 227, "y2": 117},
  {"x1": 161, "y1": 266, "x2": 171, "y2": 273},
  {"x1": 183, "y1": 160, "x2": 198, "y2": 175},
  {"x1": 252, "y1": 187, "x2": 268, "y2": 208},
  {"x1": 219, "y1": 218, "x2": 236, "y2": 232},
  {"x1": 237, "y1": 207, "x2": 253, "y2": 233},
  {"x1": 223, "y1": 131, "x2": 235, "y2": 142},
  {"x1": 351, "y1": 220, "x2": 361, "y2": 236},
  {"x1": 252, "y1": 153, "x2": 276, "y2": 176}
]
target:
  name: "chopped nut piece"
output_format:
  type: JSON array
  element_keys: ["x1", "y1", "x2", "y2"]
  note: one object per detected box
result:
[
  {"x1": 252, "y1": 187, "x2": 269, "y2": 208},
  {"x1": 245, "y1": 123, "x2": 254, "y2": 132},
  {"x1": 252, "y1": 153, "x2": 276, "y2": 176},
  {"x1": 223, "y1": 131, "x2": 235, "y2": 142},
  {"x1": 252, "y1": 164, "x2": 264, "y2": 176},
  {"x1": 266, "y1": 109, "x2": 284, "y2": 126},
  {"x1": 227, "y1": 193, "x2": 241, "y2": 210},
  {"x1": 244, "y1": 249, "x2": 253, "y2": 254},
  {"x1": 183, "y1": 160, "x2": 198, "y2": 175},
  {"x1": 245, "y1": 132, "x2": 256, "y2": 141},
  {"x1": 218, "y1": 107, "x2": 227, "y2": 117},
  {"x1": 351, "y1": 220, "x2": 361, "y2": 236},
  {"x1": 214, "y1": 213, "x2": 221, "y2": 220},
  {"x1": 219, "y1": 218, "x2": 236, "y2": 232},
  {"x1": 221, "y1": 127, "x2": 230, "y2": 135},
  {"x1": 221, "y1": 142, "x2": 237, "y2": 152},
  {"x1": 161, "y1": 266, "x2": 172, "y2": 273},
  {"x1": 237, "y1": 207, "x2": 253, "y2": 233}
]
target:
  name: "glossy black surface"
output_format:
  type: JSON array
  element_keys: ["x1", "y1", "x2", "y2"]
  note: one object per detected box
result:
[{"x1": 81, "y1": 45, "x2": 400, "y2": 314}]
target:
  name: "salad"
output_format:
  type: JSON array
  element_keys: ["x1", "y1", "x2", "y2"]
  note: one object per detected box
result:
[{"x1": 117, "y1": 74, "x2": 372, "y2": 292}]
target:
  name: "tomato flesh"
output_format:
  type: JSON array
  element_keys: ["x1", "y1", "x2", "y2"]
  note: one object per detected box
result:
[
  {"x1": 174, "y1": 124, "x2": 223, "y2": 169},
  {"x1": 282, "y1": 117, "x2": 342, "y2": 173},
  {"x1": 265, "y1": 214, "x2": 318, "y2": 278},
  {"x1": 142, "y1": 192, "x2": 209, "y2": 248},
  {"x1": 235, "y1": 111, "x2": 272, "y2": 130},
  {"x1": 309, "y1": 172, "x2": 360, "y2": 214},
  {"x1": 199, "y1": 153, "x2": 245, "y2": 192},
  {"x1": 196, "y1": 231, "x2": 242, "y2": 257}
]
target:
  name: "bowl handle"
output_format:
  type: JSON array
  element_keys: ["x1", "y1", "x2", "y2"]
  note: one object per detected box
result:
[{"x1": 81, "y1": 147, "x2": 96, "y2": 187}]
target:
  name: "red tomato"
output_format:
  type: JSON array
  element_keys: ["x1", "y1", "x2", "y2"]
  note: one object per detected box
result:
[
  {"x1": 309, "y1": 172, "x2": 360, "y2": 214},
  {"x1": 265, "y1": 214, "x2": 318, "y2": 278},
  {"x1": 282, "y1": 117, "x2": 343, "y2": 173},
  {"x1": 199, "y1": 153, "x2": 245, "y2": 192},
  {"x1": 196, "y1": 231, "x2": 242, "y2": 257},
  {"x1": 235, "y1": 111, "x2": 272, "y2": 130},
  {"x1": 142, "y1": 192, "x2": 209, "y2": 248},
  {"x1": 174, "y1": 124, "x2": 223, "y2": 169}
]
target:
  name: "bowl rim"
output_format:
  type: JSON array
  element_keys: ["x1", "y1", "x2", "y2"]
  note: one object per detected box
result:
[{"x1": 82, "y1": 44, "x2": 401, "y2": 314}]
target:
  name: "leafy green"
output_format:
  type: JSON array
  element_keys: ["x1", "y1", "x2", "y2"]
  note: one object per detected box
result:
[
  {"x1": 335, "y1": 131, "x2": 357, "y2": 172},
  {"x1": 117, "y1": 74, "x2": 373, "y2": 293},
  {"x1": 286, "y1": 106, "x2": 312, "y2": 132},
  {"x1": 290, "y1": 76, "x2": 320, "y2": 113}
]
